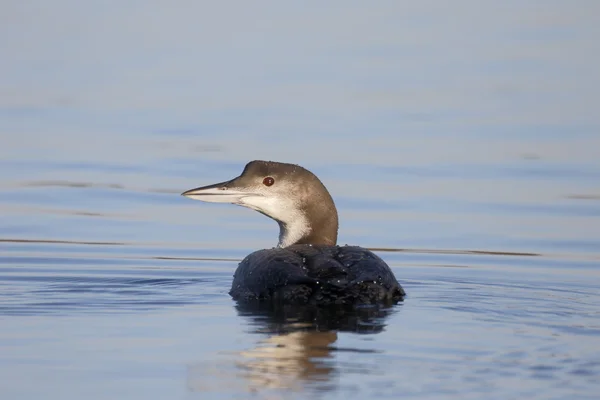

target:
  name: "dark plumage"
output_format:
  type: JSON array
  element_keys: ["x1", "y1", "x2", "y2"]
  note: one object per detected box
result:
[{"x1": 230, "y1": 244, "x2": 405, "y2": 305}]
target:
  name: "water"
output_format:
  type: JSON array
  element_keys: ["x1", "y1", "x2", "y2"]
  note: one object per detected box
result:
[{"x1": 1, "y1": 1, "x2": 599, "y2": 399}]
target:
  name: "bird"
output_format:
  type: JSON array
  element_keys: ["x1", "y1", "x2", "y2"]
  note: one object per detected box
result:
[{"x1": 182, "y1": 160, "x2": 405, "y2": 305}]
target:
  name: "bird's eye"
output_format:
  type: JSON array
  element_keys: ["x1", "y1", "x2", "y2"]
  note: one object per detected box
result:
[{"x1": 263, "y1": 177, "x2": 275, "y2": 186}]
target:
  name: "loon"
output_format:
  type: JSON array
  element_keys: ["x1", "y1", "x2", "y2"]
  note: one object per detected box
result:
[{"x1": 182, "y1": 160, "x2": 405, "y2": 305}]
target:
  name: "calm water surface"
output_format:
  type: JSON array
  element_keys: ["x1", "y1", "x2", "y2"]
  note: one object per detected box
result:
[{"x1": 1, "y1": 2, "x2": 599, "y2": 399}]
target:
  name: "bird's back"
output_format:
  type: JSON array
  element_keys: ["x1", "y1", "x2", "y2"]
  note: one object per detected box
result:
[{"x1": 230, "y1": 244, "x2": 405, "y2": 305}]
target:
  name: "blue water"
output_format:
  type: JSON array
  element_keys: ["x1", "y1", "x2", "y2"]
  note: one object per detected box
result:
[{"x1": 1, "y1": 1, "x2": 599, "y2": 399}]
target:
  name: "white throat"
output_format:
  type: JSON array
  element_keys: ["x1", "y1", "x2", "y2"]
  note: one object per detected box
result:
[
  {"x1": 277, "y1": 217, "x2": 311, "y2": 248},
  {"x1": 238, "y1": 194, "x2": 311, "y2": 248}
]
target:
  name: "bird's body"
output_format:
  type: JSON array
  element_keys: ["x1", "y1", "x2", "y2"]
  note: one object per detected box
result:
[
  {"x1": 232, "y1": 244, "x2": 404, "y2": 305},
  {"x1": 182, "y1": 160, "x2": 405, "y2": 305}
]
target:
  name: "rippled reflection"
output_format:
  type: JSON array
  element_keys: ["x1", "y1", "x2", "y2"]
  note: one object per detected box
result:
[
  {"x1": 187, "y1": 304, "x2": 397, "y2": 394},
  {"x1": 235, "y1": 330, "x2": 337, "y2": 392},
  {"x1": 236, "y1": 302, "x2": 397, "y2": 334}
]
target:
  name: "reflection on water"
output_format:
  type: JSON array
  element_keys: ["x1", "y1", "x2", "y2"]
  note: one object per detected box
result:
[
  {"x1": 187, "y1": 331, "x2": 338, "y2": 394},
  {"x1": 237, "y1": 330, "x2": 337, "y2": 392},
  {"x1": 188, "y1": 304, "x2": 395, "y2": 395},
  {"x1": 236, "y1": 302, "x2": 396, "y2": 334}
]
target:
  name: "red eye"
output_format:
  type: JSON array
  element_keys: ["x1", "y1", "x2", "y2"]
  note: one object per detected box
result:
[{"x1": 263, "y1": 177, "x2": 275, "y2": 186}]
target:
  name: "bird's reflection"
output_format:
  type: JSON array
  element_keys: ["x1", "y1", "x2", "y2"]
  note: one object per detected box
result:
[
  {"x1": 236, "y1": 302, "x2": 397, "y2": 334},
  {"x1": 233, "y1": 303, "x2": 398, "y2": 393},
  {"x1": 186, "y1": 303, "x2": 399, "y2": 395}
]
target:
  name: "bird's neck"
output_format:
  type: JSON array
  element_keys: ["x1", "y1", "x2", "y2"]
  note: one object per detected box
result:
[{"x1": 277, "y1": 205, "x2": 338, "y2": 247}]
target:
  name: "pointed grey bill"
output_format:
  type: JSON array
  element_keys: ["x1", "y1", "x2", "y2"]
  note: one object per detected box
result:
[{"x1": 181, "y1": 180, "x2": 253, "y2": 204}]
